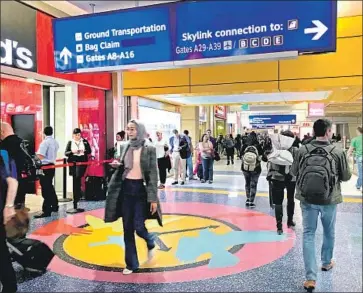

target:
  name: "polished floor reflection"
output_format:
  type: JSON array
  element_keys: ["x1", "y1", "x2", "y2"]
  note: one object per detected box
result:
[{"x1": 18, "y1": 160, "x2": 362, "y2": 292}]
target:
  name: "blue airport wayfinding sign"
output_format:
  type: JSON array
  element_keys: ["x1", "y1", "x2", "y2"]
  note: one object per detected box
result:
[
  {"x1": 174, "y1": 0, "x2": 337, "y2": 61},
  {"x1": 53, "y1": 5, "x2": 173, "y2": 72},
  {"x1": 53, "y1": 1, "x2": 337, "y2": 73},
  {"x1": 249, "y1": 115, "x2": 297, "y2": 125}
]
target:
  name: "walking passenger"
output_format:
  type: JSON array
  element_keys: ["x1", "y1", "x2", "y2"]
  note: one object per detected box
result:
[
  {"x1": 267, "y1": 130, "x2": 298, "y2": 234},
  {"x1": 106, "y1": 120, "x2": 161, "y2": 275},
  {"x1": 348, "y1": 126, "x2": 362, "y2": 191},
  {"x1": 241, "y1": 132, "x2": 263, "y2": 208},
  {"x1": 292, "y1": 119, "x2": 351, "y2": 291},
  {"x1": 224, "y1": 134, "x2": 235, "y2": 165}
]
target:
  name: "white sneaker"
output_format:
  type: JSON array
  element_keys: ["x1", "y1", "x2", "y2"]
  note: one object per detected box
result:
[
  {"x1": 122, "y1": 268, "x2": 133, "y2": 275},
  {"x1": 147, "y1": 248, "x2": 155, "y2": 263}
]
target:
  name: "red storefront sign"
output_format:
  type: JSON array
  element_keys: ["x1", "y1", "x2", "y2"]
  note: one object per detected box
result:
[{"x1": 215, "y1": 105, "x2": 226, "y2": 119}]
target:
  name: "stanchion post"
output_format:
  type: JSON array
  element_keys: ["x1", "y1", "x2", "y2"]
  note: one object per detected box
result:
[{"x1": 58, "y1": 157, "x2": 72, "y2": 203}]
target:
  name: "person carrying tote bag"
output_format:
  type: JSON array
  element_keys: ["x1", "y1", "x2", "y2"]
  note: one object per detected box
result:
[{"x1": 105, "y1": 120, "x2": 162, "y2": 275}]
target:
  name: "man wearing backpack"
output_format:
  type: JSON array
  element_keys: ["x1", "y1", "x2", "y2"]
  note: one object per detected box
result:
[
  {"x1": 241, "y1": 132, "x2": 263, "y2": 208},
  {"x1": 291, "y1": 119, "x2": 351, "y2": 292}
]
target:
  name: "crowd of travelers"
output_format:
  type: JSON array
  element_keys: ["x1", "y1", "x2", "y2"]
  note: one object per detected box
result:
[{"x1": 1, "y1": 118, "x2": 361, "y2": 292}]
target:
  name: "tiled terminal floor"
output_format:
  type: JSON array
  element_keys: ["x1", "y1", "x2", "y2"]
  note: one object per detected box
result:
[{"x1": 18, "y1": 161, "x2": 362, "y2": 292}]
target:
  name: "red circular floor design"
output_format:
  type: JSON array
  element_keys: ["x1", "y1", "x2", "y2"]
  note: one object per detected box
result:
[{"x1": 29, "y1": 202, "x2": 295, "y2": 283}]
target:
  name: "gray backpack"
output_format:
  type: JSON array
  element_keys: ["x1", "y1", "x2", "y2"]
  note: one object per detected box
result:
[
  {"x1": 242, "y1": 146, "x2": 259, "y2": 171},
  {"x1": 297, "y1": 144, "x2": 338, "y2": 204}
]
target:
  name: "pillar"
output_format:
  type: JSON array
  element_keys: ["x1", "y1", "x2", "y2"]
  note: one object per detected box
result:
[
  {"x1": 181, "y1": 106, "x2": 199, "y2": 147},
  {"x1": 105, "y1": 71, "x2": 125, "y2": 150}
]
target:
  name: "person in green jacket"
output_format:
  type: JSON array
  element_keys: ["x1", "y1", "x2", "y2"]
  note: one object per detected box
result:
[{"x1": 348, "y1": 126, "x2": 363, "y2": 190}]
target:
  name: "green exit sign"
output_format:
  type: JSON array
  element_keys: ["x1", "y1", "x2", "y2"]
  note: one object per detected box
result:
[{"x1": 241, "y1": 104, "x2": 250, "y2": 111}]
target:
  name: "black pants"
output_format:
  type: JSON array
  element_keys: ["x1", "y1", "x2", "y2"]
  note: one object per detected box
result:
[
  {"x1": 243, "y1": 171, "x2": 261, "y2": 202},
  {"x1": 226, "y1": 148, "x2": 234, "y2": 163},
  {"x1": 122, "y1": 179, "x2": 155, "y2": 270},
  {"x1": 0, "y1": 218, "x2": 17, "y2": 293},
  {"x1": 14, "y1": 179, "x2": 26, "y2": 208},
  {"x1": 271, "y1": 179, "x2": 296, "y2": 226},
  {"x1": 72, "y1": 177, "x2": 82, "y2": 209},
  {"x1": 157, "y1": 157, "x2": 167, "y2": 184},
  {"x1": 39, "y1": 166, "x2": 58, "y2": 214}
]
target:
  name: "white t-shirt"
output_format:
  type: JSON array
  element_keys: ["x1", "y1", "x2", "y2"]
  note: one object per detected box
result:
[{"x1": 155, "y1": 138, "x2": 168, "y2": 159}]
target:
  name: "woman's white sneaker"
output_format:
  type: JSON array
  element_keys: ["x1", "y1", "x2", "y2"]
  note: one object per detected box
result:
[{"x1": 122, "y1": 268, "x2": 133, "y2": 275}]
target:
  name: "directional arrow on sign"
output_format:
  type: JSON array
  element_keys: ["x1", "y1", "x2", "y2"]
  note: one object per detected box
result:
[
  {"x1": 60, "y1": 47, "x2": 72, "y2": 65},
  {"x1": 304, "y1": 20, "x2": 328, "y2": 41}
]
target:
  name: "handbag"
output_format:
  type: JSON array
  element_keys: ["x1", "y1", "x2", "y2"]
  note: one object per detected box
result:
[
  {"x1": 104, "y1": 145, "x2": 129, "y2": 223},
  {"x1": 213, "y1": 151, "x2": 221, "y2": 161}
]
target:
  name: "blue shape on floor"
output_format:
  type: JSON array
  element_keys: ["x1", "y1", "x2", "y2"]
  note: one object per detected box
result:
[
  {"x1": 176, "y1": 229, "x2": 287, "y2": 268},
  {"x1": 89, "y1": 236, "x2": 125, "y2": 248}
]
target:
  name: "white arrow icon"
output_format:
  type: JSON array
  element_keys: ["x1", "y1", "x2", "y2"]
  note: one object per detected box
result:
[
  {"x1": 60, "y1": 47, "x2": 72, "y2": 65},
  {"x1": 304, "y1": 20, "x2": 328, "y2": 41}
]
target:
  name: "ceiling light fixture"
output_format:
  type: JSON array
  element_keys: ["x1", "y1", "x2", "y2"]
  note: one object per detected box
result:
[
  {"x1": 341, "y1": 87, "x2": 349, "y2": 90},
  {"x1": 26, "y1": 78, "x2": 35, "y2": 83}
]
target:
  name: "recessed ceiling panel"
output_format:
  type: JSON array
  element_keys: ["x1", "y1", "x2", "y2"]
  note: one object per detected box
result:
[
  {"x1": 68, "y1": 1, "x2": 177, "y2": 13},
  {"x1": 161, "y1": 91, "x2": 331, "y2": 105}
]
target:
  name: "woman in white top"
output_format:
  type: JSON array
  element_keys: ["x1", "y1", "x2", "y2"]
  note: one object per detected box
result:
[
  {"x1": 65, "y1": 128, "x2": 91, "y2": 213},
  {"x1": 154, "y1": 131, "x2": 169, "y2": 189},
  {"x1": 114, "y1": 131, "x2": 126, "y2": 159},
  {"x1": 198, "y1": 134, "x2": 214, "y2": 184}
]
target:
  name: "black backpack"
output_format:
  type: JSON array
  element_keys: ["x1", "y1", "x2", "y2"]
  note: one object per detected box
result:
[
  {"x1": 297, "y1": 144, "x2": 338, "y2": 204},
  {"x1": 20, "y1": 141, "x2": 43, "y2": 181}
]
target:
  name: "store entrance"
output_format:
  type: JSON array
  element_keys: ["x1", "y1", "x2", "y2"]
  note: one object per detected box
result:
[{"x1": 11, "y1": 114, "x2": 36, "y2": 193}]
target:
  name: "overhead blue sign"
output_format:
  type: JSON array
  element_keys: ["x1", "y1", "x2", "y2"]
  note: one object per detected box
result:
[
  {"x1": 53, "y1": 5, "x2": 173, "y2": 72},
  {"x1": 53, "y1": 0, "x2": 337, "y2": 72},
  {"x1": 174, "y1": 0, "x2": 336, "y2": 62},
  {"x1": 249, "y1": 115, "x2": 297, "y2": 125},
  {"x1": 251, "y1": 125, "x2": 275, "y2": 130}
]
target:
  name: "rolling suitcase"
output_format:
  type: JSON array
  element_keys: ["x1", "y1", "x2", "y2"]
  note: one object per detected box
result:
[
  {"x1": 7, "y1": 238, "x2": 54, "y2": 274},
  {"x1": 85, "y1": 176, "x2": 107, "y2": 201}
]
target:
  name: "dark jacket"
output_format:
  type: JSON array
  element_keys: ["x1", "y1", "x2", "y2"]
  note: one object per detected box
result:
[
  {"x1": 169, "y1": 135, "x2": 189, "y2": 159},
  {"x1": 0, "y1": 134, "x2": 25, "y2": 178},
  {"x1": 209, "y1": 137, "x2": 217, "y2": 149},
  {"x1": 241, "y1": 142, "x2": 264, "y2": 173},
  {"x1": 104, "y1": 141, "x2": 163, "y2": 226},
  {"x1": 65, "y1": 139, "x2": 92, "y2": 177},
  {"x1": 291, "y1": 140, "x2": 352, "y2": 205}
]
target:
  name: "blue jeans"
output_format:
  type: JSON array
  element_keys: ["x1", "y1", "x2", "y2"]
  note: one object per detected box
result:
[
  {"x1": 356, "y1": 156, "x2": 362, "y2": 189},
  {"x1": 202, "y1": 157, "x2": 214, "y2": 181},
  {"x1": 186, "y1": 156, "x2": 193, "y2": 179},
  {"x1": 301, "y1": 202, "x2": 337, "y2": 281},
  {"x1": 122, "y1": 180, "x2": 155, "y2": 271}
]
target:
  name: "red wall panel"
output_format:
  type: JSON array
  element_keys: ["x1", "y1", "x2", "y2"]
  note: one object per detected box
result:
[
  {"x1": 0, "y1": 77, "x2": 43, "y2": 153},
  {"x1": 36, "y1": 12, "x2": 111, "y2": 90},
  {"x1": 78, "y1": 85, "x2": 106, "y2": 177}
]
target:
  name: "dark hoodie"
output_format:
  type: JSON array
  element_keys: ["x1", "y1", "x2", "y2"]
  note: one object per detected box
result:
[{"x1": 0, "y1": 134, "x2": 25, "y2": 177}]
